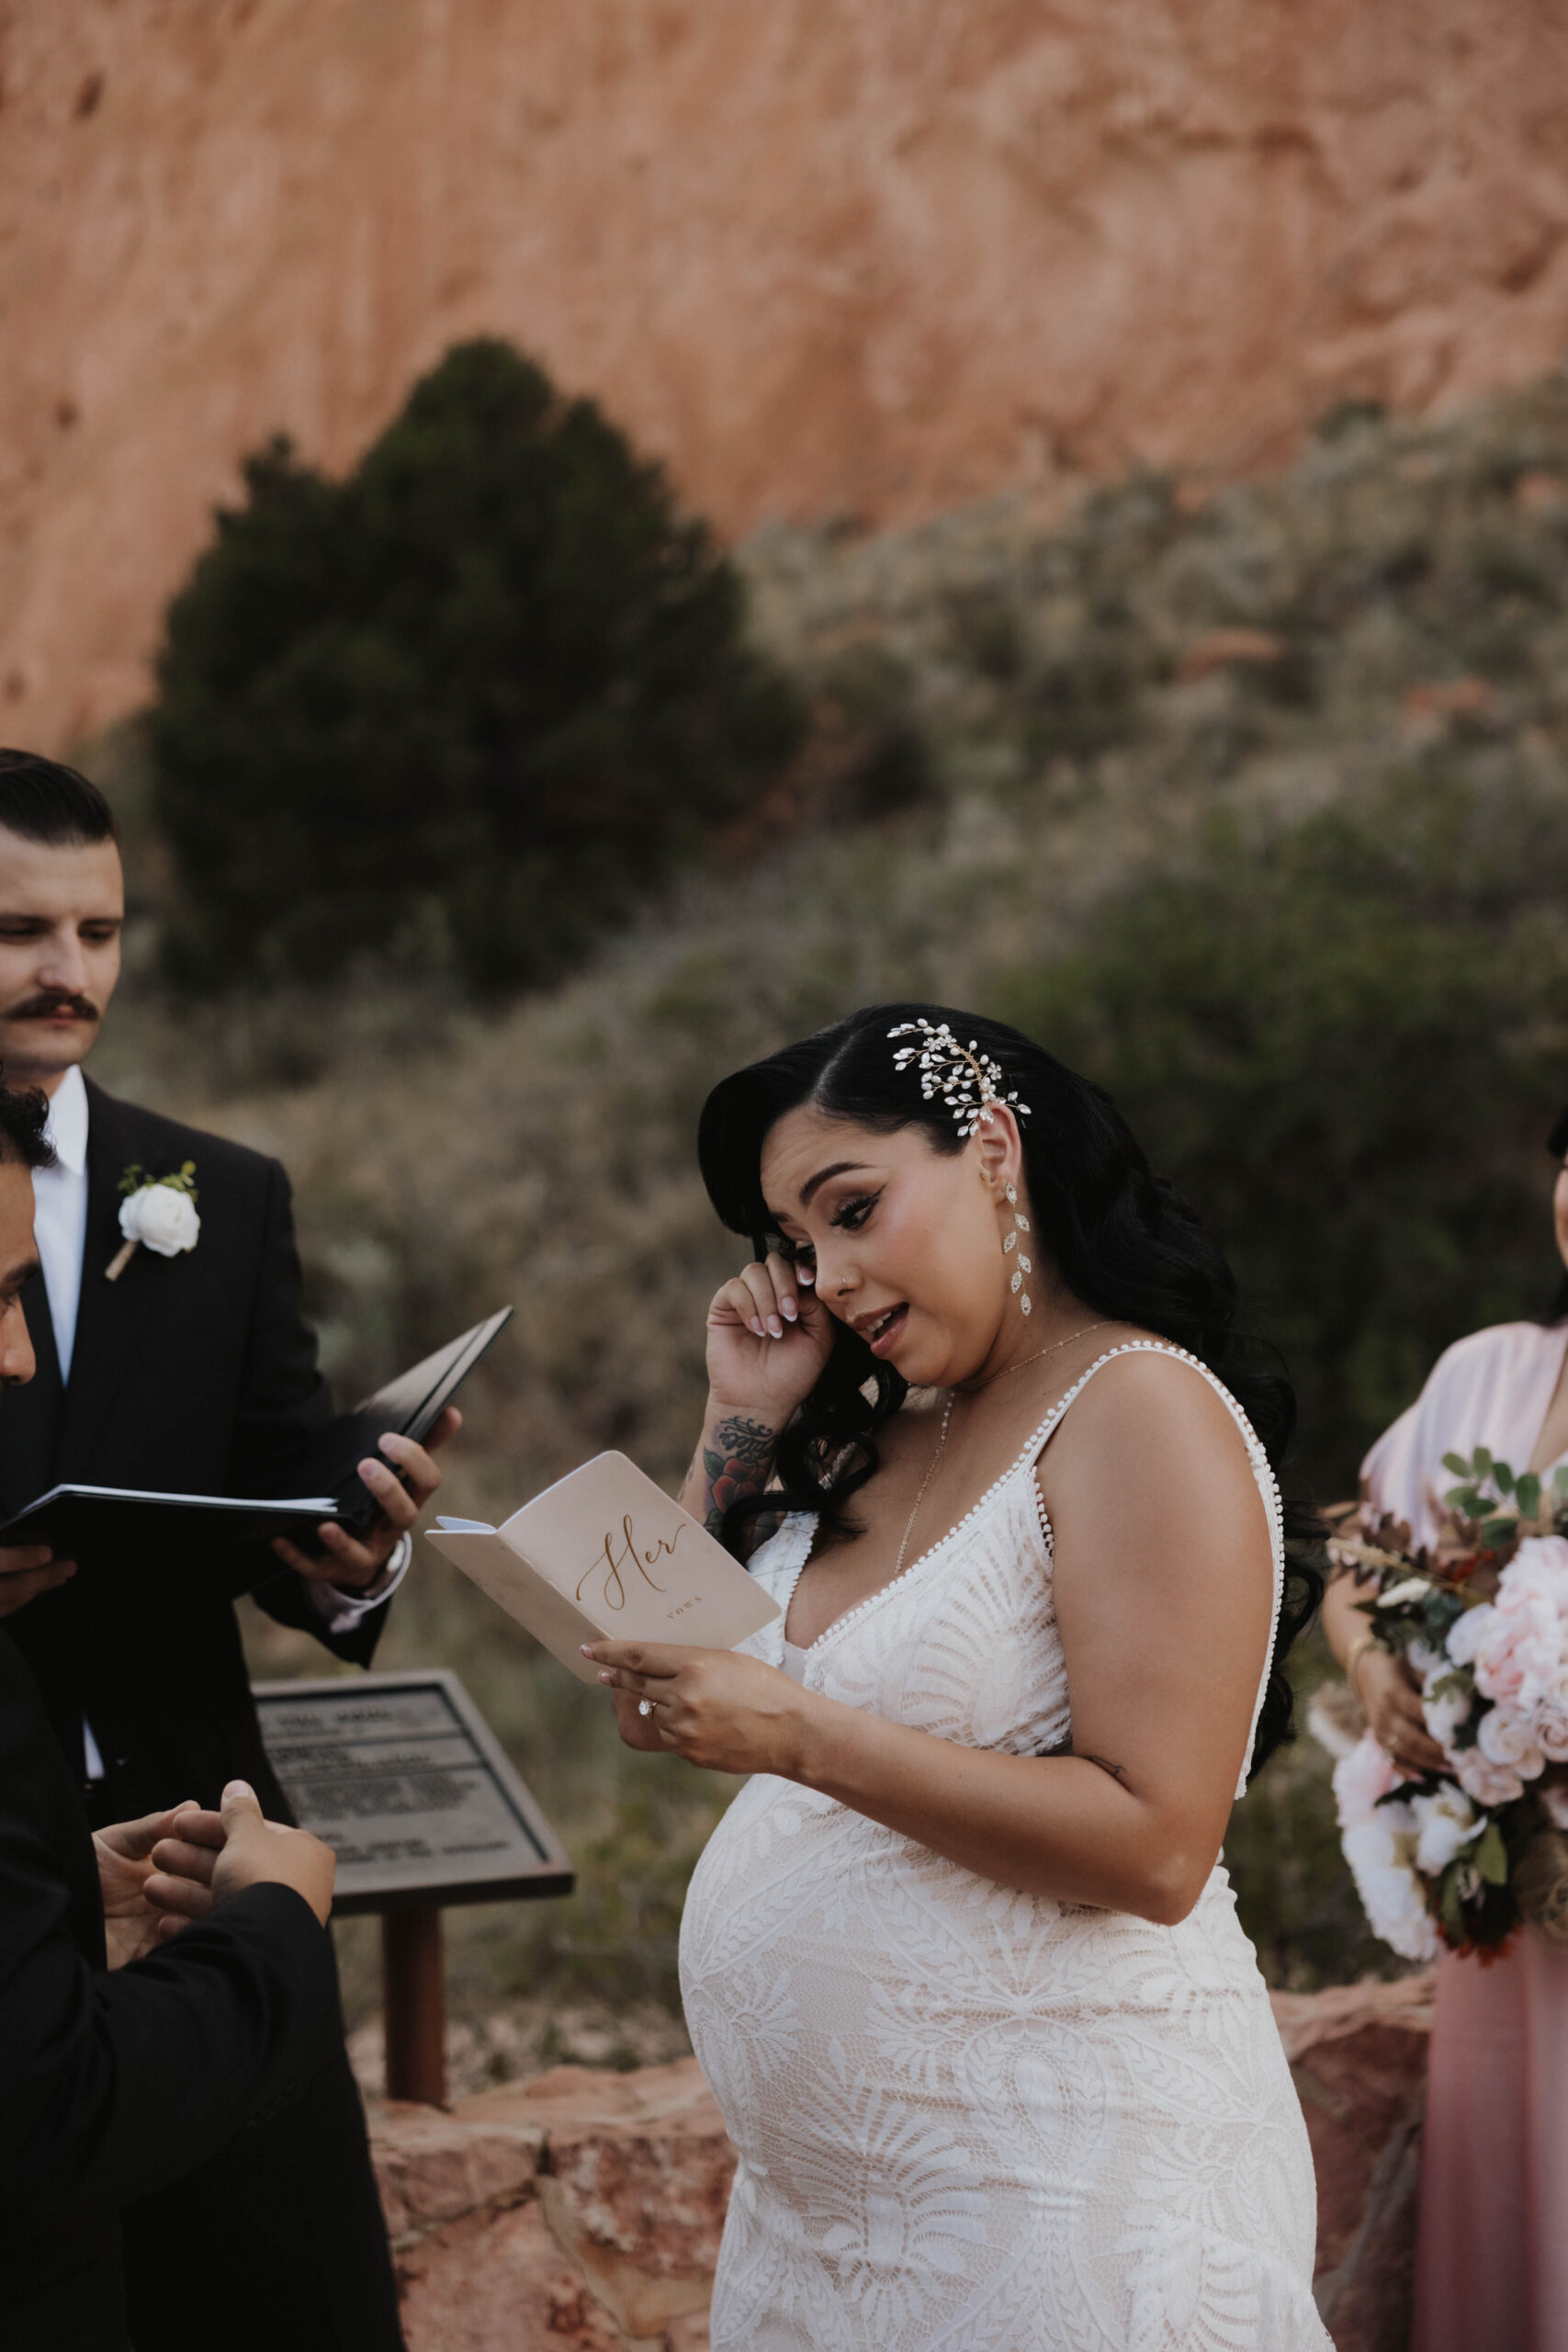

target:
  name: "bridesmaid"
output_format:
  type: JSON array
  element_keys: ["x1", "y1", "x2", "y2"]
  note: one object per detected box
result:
[{"x1": 1323, "y1": 1098, "x2": 1568, "y2": 2352}]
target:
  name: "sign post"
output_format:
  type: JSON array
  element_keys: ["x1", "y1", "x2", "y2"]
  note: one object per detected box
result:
[{"x1": 254, "y1": 1669, "x2": 573, "y2": 2106}]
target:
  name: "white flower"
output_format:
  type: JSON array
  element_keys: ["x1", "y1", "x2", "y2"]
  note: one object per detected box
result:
[
  {"x1": 1423, "y1": 1685, "x2": 1472, "y2": 1757},
  {"x1": 1333, "y1": 1734, "x2": 1441, "y2": 1960},
  {"x1": 1411, "y1": 1785, "x2": 1482, "y2": 1875},
  {"x1": 1332, "y1": 1731, "x2": 1399, "y2": 1828},
  {"x1": 119, "y1": 1183, "x2": 200, "y2": 1259},
  {"x1": 1476, "y1": 1706, "x2": 1546, "y2": 1778},
  {"x1": 1377, "y1": 1577, "x2": 1434, "y2": 1610},
  {"x1": 1342, "y1": 1823, "x2": 1438, "y2": 1962},
  {"x1": 1452, "y1": 1743, "x2": 1526, "y2": 1808},
  {"x1": 1444, "y1": 1604, "x2": 1493, "y2": 1668}
]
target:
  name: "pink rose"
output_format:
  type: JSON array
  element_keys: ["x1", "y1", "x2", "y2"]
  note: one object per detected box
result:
[
  {"x1": 1453, "y1": 1743, "x2": 1526, "y2": 1808},
  {"x1": 1476, "y1": 1705, "x2": 1545, "y2": 1777},
  {"x1": 1333, "y1": 1731, "x2": 1400, "y2": 1829},
  {"x1": 1450, "y1": 1541, "x2": 1568, "y2": 1716}
]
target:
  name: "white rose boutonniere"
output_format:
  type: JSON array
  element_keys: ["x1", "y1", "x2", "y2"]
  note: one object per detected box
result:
[{"x1": 107, "y1": 1161, "x2": 200, "y2": 1281}]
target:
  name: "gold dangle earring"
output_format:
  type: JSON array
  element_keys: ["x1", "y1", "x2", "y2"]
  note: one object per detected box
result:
[{"x1": 1004, "y1": 1182, "x2": 1033, "y2": 1317}]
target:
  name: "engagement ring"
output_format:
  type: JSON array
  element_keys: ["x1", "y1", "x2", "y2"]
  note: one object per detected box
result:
[{"x1": 638, "y1": 1698, "x2": 654, "y2": 1718}]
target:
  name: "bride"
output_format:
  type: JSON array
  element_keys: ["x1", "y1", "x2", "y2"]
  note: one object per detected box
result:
[{"x1": 587, "y1": 1004, "x2": 1328, "y2": 2350}]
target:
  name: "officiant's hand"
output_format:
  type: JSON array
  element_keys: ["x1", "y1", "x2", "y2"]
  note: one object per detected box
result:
[
  {"x1": 271, "y1": 1406, "x2": 462, "y2": 1591},
  {"x1": 706, "y1": 1251, "x2": 835, "y2": 1430},
  {"x1": 0, "y1": 1541, "x2": 75, "y2": 1619},
  {"x1": 96, "y1": 1801, "x2": 211, "y2": 1967},
  {"x1": 141, "y1": 1781, "x2": 337, "y2": 1929},
  {"x1": 589, "y1": 1639, "x2": 810, "y2": 1776}
]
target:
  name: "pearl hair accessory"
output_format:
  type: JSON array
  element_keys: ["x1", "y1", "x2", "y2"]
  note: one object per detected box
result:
[{"x1": 887, "y1": 1019, "x2": 1032, "y2": 1139}]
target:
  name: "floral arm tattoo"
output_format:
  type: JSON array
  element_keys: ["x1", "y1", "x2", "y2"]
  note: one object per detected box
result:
[{"x1": 698, "y1": 1415, "x2": 780, "y2": 1544}]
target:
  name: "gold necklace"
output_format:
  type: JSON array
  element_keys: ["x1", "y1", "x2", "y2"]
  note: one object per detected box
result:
[
  {"x1": 970, "y1": 1319, "x2": 1111, "y2": 1390},
  {"x1": 894, "y1": 1323, "x2": 1111, "y2": 1577},
  {"x1": 894, "y1": 1392, "x2": 955, "y2": 1577}
]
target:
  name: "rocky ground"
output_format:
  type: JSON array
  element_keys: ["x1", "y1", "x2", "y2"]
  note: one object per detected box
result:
[{"x1": 365, "y1": 1973, "x2": 1436, "y2": 2352}]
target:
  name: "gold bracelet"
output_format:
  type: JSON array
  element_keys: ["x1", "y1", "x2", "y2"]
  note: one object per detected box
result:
[{"x1": 1345, "y1": 1633, "x2": 1378, "y2": 1704}]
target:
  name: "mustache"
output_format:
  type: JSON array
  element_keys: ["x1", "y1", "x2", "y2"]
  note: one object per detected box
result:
[{"x1": 5, "y1": 990, "x2": 100, "y2": 1024}]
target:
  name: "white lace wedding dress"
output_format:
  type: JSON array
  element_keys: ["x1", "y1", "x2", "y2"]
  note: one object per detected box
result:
[{"x1": 679, "y1": 1342, "x2": 1329, "y2": 2351}]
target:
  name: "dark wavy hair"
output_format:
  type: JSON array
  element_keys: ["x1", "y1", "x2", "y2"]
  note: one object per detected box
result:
[
  {"x1": 0, "y1": 1066, "x2": 53, "y2": 1170},
  {"x1": 1540, "y1": 1101, "x2": 1568, "y2": 1325},
  {"x1": 697, "y1": 1002, "x2": 1322, "y2": 1778}
]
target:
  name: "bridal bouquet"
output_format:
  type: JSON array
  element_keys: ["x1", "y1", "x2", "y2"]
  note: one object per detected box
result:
[{"x1": 1319, "y1": 1450, "x2": 1568, "y2": 1962}]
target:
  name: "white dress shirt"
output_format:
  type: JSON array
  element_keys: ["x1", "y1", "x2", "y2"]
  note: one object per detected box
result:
[
  {"x1": 32, "y1": 1067, "x2": 408, "y2": 1773},
  {"x1": 31, "y1": 1062, "x2": 90, "y2": 1383}
]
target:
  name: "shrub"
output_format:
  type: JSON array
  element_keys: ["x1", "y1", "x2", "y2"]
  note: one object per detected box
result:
[
  {"x1": 998, "y1": 775, "x2": 1568, "y2": 1498},
  {"x1": 150, "y1": 340, "x2": 803, "y2": 990}
]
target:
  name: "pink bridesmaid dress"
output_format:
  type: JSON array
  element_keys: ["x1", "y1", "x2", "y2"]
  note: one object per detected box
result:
[{"x1": 1363, "y1": 1320, "x2": 1568, "y2": 2352}]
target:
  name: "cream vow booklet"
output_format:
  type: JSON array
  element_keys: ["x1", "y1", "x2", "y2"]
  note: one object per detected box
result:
[{"x1": 424, "y1": 1452, "x2": 779, "y2": 1683}]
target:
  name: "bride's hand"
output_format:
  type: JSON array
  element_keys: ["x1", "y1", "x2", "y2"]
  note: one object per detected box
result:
[
  {"x1": 587, "y1": 1639, "x2": 813, "y2": 1777},
  {"x1": 705, "y1": 1250, "x2": 836, "y2": 1428}
]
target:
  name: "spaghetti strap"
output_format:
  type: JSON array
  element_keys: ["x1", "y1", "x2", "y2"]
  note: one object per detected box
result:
[{"x1": 1017, "y1": 1340, "x2": 1286, "y2": 1797}]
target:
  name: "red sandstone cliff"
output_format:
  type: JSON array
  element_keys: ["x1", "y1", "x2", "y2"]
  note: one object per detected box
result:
[{"x1": 4, "y1": 0, "x2": 1568, "y2": 753}]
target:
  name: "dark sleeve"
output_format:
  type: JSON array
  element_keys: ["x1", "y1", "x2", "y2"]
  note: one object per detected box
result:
[
  {"x1": 0, "y1": 1689, "x2": 341, "y2": 2211},
  {"x1": 225, "y1": 1159, "x2": 335, "y2": 1498},
  {"x1": 225, "y1": 1160, "x2": 390, "y2": 1667}
]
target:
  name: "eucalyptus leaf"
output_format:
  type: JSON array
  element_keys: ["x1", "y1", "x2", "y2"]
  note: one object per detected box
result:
[
  {"x1": 1441, "y1": 1453, "x2": 1472, "y2": 1478},
  {"x1": 1494, "y1": 1460, "x2": 1516, "y2": 1496},
  {"x1": 1517, "y1": 1473, "x2": 1541, "y2": 1519},
  {"x1": 1476, "y1": 1819, "x2": 1509, "y2": 1886}
]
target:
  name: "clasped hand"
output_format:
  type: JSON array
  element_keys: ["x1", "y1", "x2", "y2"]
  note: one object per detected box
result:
[
  {"x1": 96, "y1": 1780, "x2": 337, "y2": 1968},
  {"x1": 586, "y1": 1639, "x2": 813, "y2": 1778}
]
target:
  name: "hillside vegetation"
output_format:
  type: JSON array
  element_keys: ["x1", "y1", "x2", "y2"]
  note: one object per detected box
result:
[
  {"x1": 150, "y1": 340, "x2": 803, "y2": 992},
  {"x1": 96, "y1": 368, "x2": 1568, "y2": 2040}
]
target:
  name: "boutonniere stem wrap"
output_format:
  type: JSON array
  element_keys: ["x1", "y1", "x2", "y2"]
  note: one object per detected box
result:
[{"x1": 107, "y1": 1161, "x2": 201, "y2": 1282}]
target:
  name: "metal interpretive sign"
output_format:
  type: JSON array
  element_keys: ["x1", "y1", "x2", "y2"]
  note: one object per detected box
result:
[{"x1": 253, "y1": 1669, "x2": 574, "y2": 1916}]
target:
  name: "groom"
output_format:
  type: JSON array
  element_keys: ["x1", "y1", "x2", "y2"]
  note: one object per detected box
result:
[{"x1": 0, "y1": 747, "x2": 450, "y2": 2350}]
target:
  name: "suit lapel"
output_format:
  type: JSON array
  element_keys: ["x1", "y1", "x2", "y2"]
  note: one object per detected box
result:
[
  {"x1": 0, "y1": 1271, "x2": 65, "y2": 1519},
  {"x1": 54, "y1": 1082, "x2": 161, "y2": 1478}
]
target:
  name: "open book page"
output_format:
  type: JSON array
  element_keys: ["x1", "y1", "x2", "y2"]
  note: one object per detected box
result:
[{"x1": 424, "y1": 1452, "x2": 779, "y2": 1683}]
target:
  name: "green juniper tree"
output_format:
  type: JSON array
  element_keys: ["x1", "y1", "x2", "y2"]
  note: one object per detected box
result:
[{"x1": 152, "y1": 339, "x2": 802, "y2": 990}]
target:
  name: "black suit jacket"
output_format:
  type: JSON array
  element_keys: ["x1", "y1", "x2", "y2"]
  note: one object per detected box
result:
[
  {"x1": 0, "y1": 1629, "x2": 340, "y2": 2350},
  {"x1": 4, "y1": 1078, "x2": 389, "y2": 1818}
]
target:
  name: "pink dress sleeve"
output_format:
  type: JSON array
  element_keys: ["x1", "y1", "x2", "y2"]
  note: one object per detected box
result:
[{"x1": 1361, "y1": 1323, "x2": 1565, "y2": 1547}]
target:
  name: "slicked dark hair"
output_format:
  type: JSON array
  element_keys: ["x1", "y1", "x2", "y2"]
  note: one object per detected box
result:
[
  {"x1": 698, "y1": 1002, "x2": 1322, "y2": 1780},
  {"x1": 0, "y1": 748, "x2": 118, "y2": 845},
  {"x1": 0, "y1": 1068, "x2": 54, "y2": 1170}
]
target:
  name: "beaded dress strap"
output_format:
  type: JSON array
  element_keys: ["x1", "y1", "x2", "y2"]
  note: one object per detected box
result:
[{"x1": 1019, "y1": 1340, "x2": 1286, "y2": 1794}]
